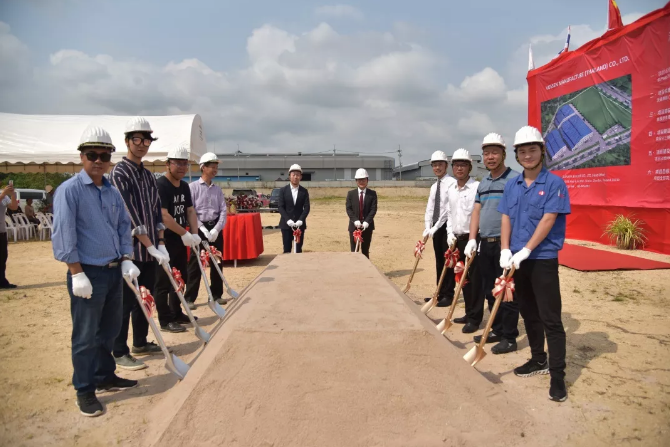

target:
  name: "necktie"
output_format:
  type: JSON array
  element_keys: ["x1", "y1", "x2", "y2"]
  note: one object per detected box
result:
[
  {"x1": 359, "y1": 191, "x2": 364, "y2": 221},
  {"x1": 432, "y1": 179, "x2": 441, "y2": 225}
]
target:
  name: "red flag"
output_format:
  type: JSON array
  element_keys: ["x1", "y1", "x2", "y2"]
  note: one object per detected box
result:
[{"x1": 608, "y1": 0, "x2": 624, "y2": 29}]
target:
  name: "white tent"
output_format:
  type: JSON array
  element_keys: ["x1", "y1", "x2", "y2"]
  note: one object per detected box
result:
[{"x1": 0, "y1": 113, "x2": 208, "y2": 167}]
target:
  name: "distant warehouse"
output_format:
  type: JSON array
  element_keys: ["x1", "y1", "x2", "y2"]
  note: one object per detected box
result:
[{"x1": 393, "y1": 154, "x2": 488, "y2": 180}]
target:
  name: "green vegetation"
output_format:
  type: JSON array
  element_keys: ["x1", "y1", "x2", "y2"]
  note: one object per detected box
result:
[
  {"x1": 577, "y1": 143, "x2": 630, "y2": 169},
  {"x1": 572, "y1": 87, "x2": 631, "y2": 134},
  {"x1": 603, "y1": 214, "x2": 647, "y2": 250},
  {"x1": 608, "y1": 75, "x2": 632, "y2": 96},
  {"x1": 0, "y1": 172, "x2": 72, "y2": 190}
]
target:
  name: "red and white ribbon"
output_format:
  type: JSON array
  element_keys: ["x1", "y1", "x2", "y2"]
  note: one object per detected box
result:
[
  {"x1": 453, "y1": 261, "x2": 468, "y2": 286},
  {"x1": 353, "y1": 229, "x2": 363, "y2": 243},
  {"x1": 414, "y1": 240, "x2": 426, "y2": 258},
  {"x1": 492, "y1": 275, "x2": 515, "y2": 302},
  {"x1": 200, "y1": 249, "x2": 210, "y2": 268},
  {"x1": 139, "y1": 286, "x2": 155, "y2": 318},
  {"x1": 209, "y1": 246, "x2": 223, "y2": 262},
  {"x1": 444, "y1": 248, "x2": 460, "y2": 269},
  {"x1": 293, "y1": 228, "x2": 302, "y2": 244},
  {"x1": 171, "y1": 267, "x2": 185, "y2": 293}
]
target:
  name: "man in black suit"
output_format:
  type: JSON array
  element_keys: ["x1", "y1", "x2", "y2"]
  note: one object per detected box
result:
[
  {"x1": 345, "y1": 168, "x2": 377, "y2": 258},
  {"x1": 278, "y1": 164, "x2": 311, "y2": 253}
]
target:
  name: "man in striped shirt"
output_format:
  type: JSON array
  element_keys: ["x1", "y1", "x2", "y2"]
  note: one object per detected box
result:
[{"x1": 109, "y1": 117, "x2": 171, "y2": 371}]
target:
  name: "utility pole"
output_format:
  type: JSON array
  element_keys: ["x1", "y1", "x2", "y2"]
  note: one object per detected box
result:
[
  {"x1": 397, "y1": 145, "x2": 403, "y2": 181},
  {"x1": 333, "y1": 144, "x2": 336, "y2": 181},
  {"x1": 236, "y1": 143, "x2": 240, "y2": 181}
]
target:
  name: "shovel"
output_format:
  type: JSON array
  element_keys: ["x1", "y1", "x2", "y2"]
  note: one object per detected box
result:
[
  {"x1": 201, "y1": 240, "x2": 240, "y2": 299},
  {"x1": 291, "y1": 224, "x2": 301, "y2": 254},
  {"x1": 195, "y1": 246, "x2": 226, "y2": 319},
  {"x1": 421, "y1": 241, "x2": 457, "y2": 313},
  {"x1": 123, "y1": 275, "x2": 190, "y2": 380},
  {"x1": 161, "y1": 263, "x2": 211, "y2": 344},
  {"x1": 463, "y1": 266, "x2": 515, "y2": 367},
  {"x1": 436, "y1": 251, "x2": 476, "y2": 332},
  {"x1": 402, "y1": 235, "x2": 429, "y2": 294},
  {"x1": 354, "y1": 227, "x2": 365, "y2": 253}
]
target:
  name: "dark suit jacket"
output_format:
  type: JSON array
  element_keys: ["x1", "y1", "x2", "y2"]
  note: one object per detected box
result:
[
  {"x1": 345, "y1": 188, "x2": 377, "y2": 232},
  {"x1": 278, "y1": 184, "x2": 310, "y2": 230}
]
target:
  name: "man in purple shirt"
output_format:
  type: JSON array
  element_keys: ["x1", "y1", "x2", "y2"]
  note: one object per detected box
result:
[{"x1": 184, "y1": 152, "x2": 228, "y2": 307}]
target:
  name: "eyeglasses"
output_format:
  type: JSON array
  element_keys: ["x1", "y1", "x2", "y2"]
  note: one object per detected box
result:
[
  {"x1": 452, "y1": 163, "x2": 470, "y2": 169},
  {"x1": 83, "y1": 152, "x2": 112, "y2": 162},
  {"x1": 131, "y1": 137, "x2": 154, "y2": 147},
  {"x1": 170, "y1": 160, "x2": 189, "y2": 167}
]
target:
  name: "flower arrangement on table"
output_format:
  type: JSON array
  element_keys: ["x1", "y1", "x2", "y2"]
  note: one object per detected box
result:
[{"x1": 226, "y1": 195, "x2": 262, "y2": 214}]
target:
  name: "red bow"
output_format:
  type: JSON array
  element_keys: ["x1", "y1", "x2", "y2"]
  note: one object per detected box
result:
[
  {"x1": 209, "y1": 246, "x2": 223, "y2": 261},
  {"x1": 293, "y1": 228, "x2": 302, "y2": 244},
  {"x1": 139, "y1": 286, "x2": 155, "y2": 318},
  {"x1": 414, "y1": 240, "x2": 426, "y2": 258},
  {"x1": 444, "y1": 248, "x2": 460, "y2": 268},
  {"x1": 453, "y1": 261, "x2": 469, "y2": 286},
  {"x1": 171, "y1": 267, "x2": 185, "y2": 293},
  {"x1": 200, "y1": 249, "x2": 210, "y2": 268},
  {"x1": 493, "y1": 275, "x2": 515, "y2": 302},
  {"x1": 353, "y1": 229, "x2": 363, "y2": 243}
]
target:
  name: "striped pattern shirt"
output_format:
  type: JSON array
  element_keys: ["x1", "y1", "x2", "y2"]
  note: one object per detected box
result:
[
  {"x1": 475, "y1": 167, "x2": 519, "y2": 237},
  {"x1": 109, "y1": 157, "x2": 163, "y2": 262}
]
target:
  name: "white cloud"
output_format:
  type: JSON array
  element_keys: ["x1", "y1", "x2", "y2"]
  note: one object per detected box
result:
[
  {"x1": 446, "y1": 67, "x2": 507, "y2": 102},
  {"x1": 315, "y1": 4, "x2": 364, "y2": 21},
  {"x1": 0, "y1": 22, "x2": 31, "y2": 86}
]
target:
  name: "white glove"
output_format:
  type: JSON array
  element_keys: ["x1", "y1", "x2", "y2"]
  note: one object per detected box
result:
[
  {"x1": 295, "y1": 220, "x2": 303, "y2": 228},
  {"x1": 208, "y1": 228, "x2": 219, "y2": 242},
  {"x1": 362, "y1": 222, "x2": 369, "y2": 230},
  {"x1": 287, "y1": 219, "x2": 295, "y2": 227},
  {"x1": 422, "y1": 228, "x2": 431, "y2": 238},
  {"x1": 499, "y1": 249, "x2": 513, "y2": 269},
  {"x1": 147, "y1": 245, "x2": 168, "y2": 266},
  {"x1": 199, "y1": 225, "x2": 211, "y2": 240},
  {"x1": 447, "y1": 233, "x2": 457, "y2": 247},
  {"x1": 181, "y1": 232, "x2": 195, "y2": 247},
  {"x1": 510, "y1": 247, "x2": 532, "y2": 269},
  {"x1": 71, "y1": 272, "x2": 93, "y2": 299},
  {"x1": 464, "y1": 239, "x2": 477, "y2": 258},
  {"x1": 158, "y1": 244, "x2": 170, "y2": 263},
  {"x1": 121, "y1": 260, "x2": 141, "y2": 281},
  {"x1": 190, "y1": 233, "x2": 202, "y2": 247},
  {"x1": 354, "y1": 220, "x2": 362, "y2": 228}
]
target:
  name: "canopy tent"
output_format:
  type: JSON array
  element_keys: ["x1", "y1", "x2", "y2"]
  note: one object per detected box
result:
[{"x1": 0, "y1": 113, "x2": 208, "y2": 173}]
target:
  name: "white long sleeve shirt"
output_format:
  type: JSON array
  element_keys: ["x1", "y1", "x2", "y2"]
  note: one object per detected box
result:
[
  {"x1": 424, "y1": 175, "x2": 456, "y2": 231},
  {"x1": 446, "y1": 178, "x2": 479, "y2": 235}
]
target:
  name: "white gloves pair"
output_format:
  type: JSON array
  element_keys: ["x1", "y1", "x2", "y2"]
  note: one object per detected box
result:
[
  {"x1": 71, "y1": 260, "x2": 140, "y2": 299},
  {"x1": 287, "y1": 220, "x2": 303, "y2": 228},
  {"x1": 147, "y1": 245, "x2": 170, "y2": 266},
  {"x1": 354, "y1": 221, "x2": 369, "y2": 230},
  {"x1": 181, "y1": 232, "x2": 202, "y2": 248},
  {"x1": 500, "y1": 247, "x2": 531, "y2": 269},
  {"x1": 199, "y1": 225, "x2": 220, "y2": 243}
]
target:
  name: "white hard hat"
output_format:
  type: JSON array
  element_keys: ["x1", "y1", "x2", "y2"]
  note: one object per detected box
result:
[
  {"x1": 430, "y1": 150, "x2": 448, "y2": 162},
  {"x1": 199, "y1": 152, "x2": 218, "y2": 167},
  {"x1": 355, "y1": 168, "x2": 369, "y2": 179},
  {"x1": 124, "y1": 117, "x2": 154, "y2": 135},
  {"x1": 78, "y1": 126, "x2": 116, "y2": 152},
  {"x1": 289, "y1": 164, "x2": 302, "y2": 173},
  {"x1": 451, "y1": 148, "x2": 472, "y2": 163},
  {"x1": 482, "y1": 133, "x2": 506, "y2": 149},
  {"x1": 513, "y1": 125, "x2": 544, "y2": 149},
  {"x1": 167, "y1": 143, "x2": 190, "y2": 160}
]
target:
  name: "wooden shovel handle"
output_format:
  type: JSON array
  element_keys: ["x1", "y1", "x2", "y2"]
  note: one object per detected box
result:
[
  {"x1": 473, "y1": 266, "x2": 516, "y2": 351},
  {"x1": 403, "y1": 235, "x2": 429, "y2": 291},
  {"x1": 443, "y1": 250, "x2": 476, "y2": 324},
  {"x1": 427, "y1": 241, "x2": 457, "y2": 304}
]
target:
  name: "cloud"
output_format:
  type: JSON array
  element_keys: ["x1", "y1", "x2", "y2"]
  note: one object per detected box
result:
[
  {"x1": 315, "y1": 4, "x2": 364, "y2": 21},
  {"x1": 446, "y1": 67, "x2": 507, "y2": 103},
  {"x1": 0, "y1": 22, "x2": 31, "y2": 86}
]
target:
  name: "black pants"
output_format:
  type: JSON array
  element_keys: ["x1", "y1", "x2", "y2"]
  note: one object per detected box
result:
[
  {"x1": 475, "y1": 239, "x2": 519, "y2": 340},
  {"x1": 349, "y1": 229, "x2": 373, "y2": 258},
  {"x1": 112, "y1": 260, "x2": 154, "y2": 357},
  {"x1": 432, "y1": 224, "x2": 455, "y2": 300},
  {"x1": 154, "y1": 237, "x2": 188, "y2": 327},
  {"x1": 0, "y1": 232, "x2": 8, "y2": 286},
  {"x1": 184, "y1": 221, "x2": 224, "y2": 302},
  {"x1": 514, "y1": 259, "x2": 566, "y2": 380},
  {"x1": 453, "y1": 235, "x2": 482, "y2": 326},
  {"x1": 282, "y1": 228, "x2": 305, "y2": 253}
]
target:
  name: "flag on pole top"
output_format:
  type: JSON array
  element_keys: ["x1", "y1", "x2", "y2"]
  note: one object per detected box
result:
[
  {"x1": 608, "y1": 0, "x2": 624, "y2": 29},
  {"x1": 557, "y1": 26, "x2": 571, "y2": 55},
  {"x1": 528, "y1": 44, "x2": 535, "y2": 71}
]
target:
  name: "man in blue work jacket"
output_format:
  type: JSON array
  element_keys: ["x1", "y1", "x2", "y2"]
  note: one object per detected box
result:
[{"x1": 497, "y1": 125, "x2": 570, "y2": 403}]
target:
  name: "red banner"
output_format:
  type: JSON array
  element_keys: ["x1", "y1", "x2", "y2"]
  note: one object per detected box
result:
[{"x1": 527, "y1": 4, "x2": 670, "y2": 254}]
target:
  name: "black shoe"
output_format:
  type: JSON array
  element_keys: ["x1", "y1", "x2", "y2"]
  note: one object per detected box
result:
[
  {"x1": 473, "y1": 331, "x2": 501, "y2": 344},
  {"x1": 96, "y1": 376, "x2": 138, "y2": 393},
  {"x1": 452, "y1": 316, "x2": 468, "y2": 324},
  {"x1": 160, "y1": 322, "x2": 186, "y2": 333},
  {"x1": 514, "y1": 359, "x2": 549, "y2": 378},
  {"x1": 462, "y1": 322, "x2": 479, "y2": 334},
  {"x1": 76, "y1": 392, "x2": 104, "y2": 417},
  {"x1": 549, "y1": 378, "x2": 568, "y2": 402},
  {"x1": 436, "y1": 297, "x2": 453, "y2": 307},
  {"x1": 423, "y1": 297, "x2": 432, "y2": 303},
  {"x1": 175, "y1": 314, "x2": 198, "y2": 324},
  {"x1": 491, "y1": 339, "x2": 518, "y2": 354},
  {"x1": 132, "y1": 341, "x2": 163, "y2": 356},
  {"x1": 0, "y1": 283, "x2": 17, "y2": 289}
]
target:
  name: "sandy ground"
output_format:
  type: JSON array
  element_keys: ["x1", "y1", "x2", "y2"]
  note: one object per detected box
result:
[{"x1": 0, "y1": 194, "x2": 669, "y2": 446}]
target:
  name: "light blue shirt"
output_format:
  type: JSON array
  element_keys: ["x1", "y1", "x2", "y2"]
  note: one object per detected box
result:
[{"x1": 52, "y1": 169, "x2": 133, "y2": 266}]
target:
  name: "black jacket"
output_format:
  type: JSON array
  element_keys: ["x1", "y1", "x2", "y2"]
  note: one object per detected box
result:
[
  {"x1": 345, "y1": 188, "x2": 377, "y2": 232},
  {"x1": 278, "y1": 184, "x2": 310, "y2": 230}
]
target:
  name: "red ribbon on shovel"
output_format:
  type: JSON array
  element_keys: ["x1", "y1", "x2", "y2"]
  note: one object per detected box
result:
[
  {"x1": 293, "y1": 228, "x2": 302, "y2": 244},
  {"x1": 200, "y1": 249, "x2": 210, "y2": 268},
  {"x1": 414, "y1": 240, "x2": 426, "y2": 258},
  {"x1": 453, "y1": 260, "x2": 468, "y2": 286},
  {"x1": 209, "y1": 246, "x2": 223, "y2": 261},
  {"x1": 492, "y1": 274, "x2": 515, "y2": 302},
  {"x1": 353, "y1": 229, "x2": 363, "y2": 243},
  {"x1": 139, "y1": 286, "x2": 155, "y2": 318},
  {"x1": 444, "y1": 248, "x2": 460, "y2": 269},
  {"x1": 171, "y1": 267, "x2": 185, "y2": 293}
]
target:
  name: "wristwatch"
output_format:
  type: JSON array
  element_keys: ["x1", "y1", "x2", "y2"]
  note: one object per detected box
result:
[
  {"x1": 122, "y1": 254, "x2": 134, "y2": 262},
  {"x1": 158, "y1": 238, "x2": 166, "y2": 243}
]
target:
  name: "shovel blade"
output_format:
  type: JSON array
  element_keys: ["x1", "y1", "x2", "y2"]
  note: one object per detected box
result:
[
  {"x1": 165, "y1": 353, "x2": 190, "y2": 380},
  {"x1": 208, "y1": 300, "x2": 226, "y2": 319},
  {"x1": 420, "y1": 300, "x2": 435, "y2": 313},
  {"x1": 195, "y1": 326, "x2": 211, "y2": 344},
  {"x1": 463, "y1": 345, "x2": 487, "y2": 366},
  {"x1": 436, "y1": 319, "x2": 446, "y2": 333},
  {"x1": 402, "y1": 283, "x2": 410, "y2": 294},
  {"x1": 441, "y1": 319, "x2": 453, "y2": 333},
  {"x1": 227, "y1": 287, "x2": 240, "y2": 299}
]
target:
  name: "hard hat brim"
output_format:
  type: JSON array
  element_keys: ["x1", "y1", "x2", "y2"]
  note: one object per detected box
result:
[{"x1": 78, "y1": 142, "x2": 116, "y2": 152}]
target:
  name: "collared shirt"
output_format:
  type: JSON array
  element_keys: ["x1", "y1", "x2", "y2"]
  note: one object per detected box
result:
[
  {"x1": 358, "y1": 187, "x2": 366, "y2": 201},
  {"x1": 498, "y1": 168, "x2": 571, "y2": 259},
  {"x1": 52, "y1": 169, "x2": 133, "y2": 266},
  {"x1": 424, "y1": 175, "x2": 456, "y2": 230},
  {"x1": 109, "y1": 157, "x2": 163, "y2": 262},
  {"x1": 476, "y1": 167, "x2": 519, "y2": 237},
  {"x1": 291, "y1": 184, "x2": 299, "y2": 204},
  {"x1": 447, "y1": 178, "x2": 479, "y2": 235},
  {"x1": 0, "y1": 195, "x2": 10, "y2": 233},
  {"x1": 190, "y1": 178, "x2": 227, "y2": 232}
]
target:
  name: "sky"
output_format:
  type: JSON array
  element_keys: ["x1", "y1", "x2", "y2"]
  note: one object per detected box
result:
[{"x1": 0, "y1": 0, "x2": 664, "y2": 169}]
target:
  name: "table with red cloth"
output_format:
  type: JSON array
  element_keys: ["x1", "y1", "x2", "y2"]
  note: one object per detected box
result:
[{"x1": 223, "y1": 212, "x2": 264, "y2": 262}]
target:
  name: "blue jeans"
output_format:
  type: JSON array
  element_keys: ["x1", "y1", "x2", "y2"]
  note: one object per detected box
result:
[{"x1": 68, "y1": 264, "x2": 123, "y2": 395}]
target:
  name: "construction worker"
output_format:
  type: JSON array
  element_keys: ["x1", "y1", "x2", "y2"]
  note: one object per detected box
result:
[
  {"x1": 278, "y1": 164, "x2": 310, "y2": 253},
  {"x1": 498, "y1": 125, "x2": 571, "y2": 402},
  {"x1": 110, "y1": 117, "x2": 169, "y2": 371},
  {"x1": 466, "y1": 133, "x2": 520, "y2": 354},
  {"x1": 154, "y1": 144, "x2": 202, "y2": 332},
  {"x1": 185, "y1": 152, "x2": 228, "y2": 307},
  {"x1": 422, "y1": 151, "x2": 456, "y2": 307},
  {"x1": 445, "y1": 149, "x2": 481, "y2": 334},
  {"x1": 52, "y1": 126, "x2": 140, "y2": 417},
  {"x1": 345, "y1": 168, "x2": 378, "y2": 258}
]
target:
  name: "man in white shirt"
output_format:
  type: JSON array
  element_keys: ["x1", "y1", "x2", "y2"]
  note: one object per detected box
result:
[
  {"x1": 278, "y1": 164, "x2": 310, "y2": 253},
  {"x1": 445, "y1": 149, "x2": 482, "y2": 334},
  {"x1": 422, "y1": 151, "x2": 457, "y2": 307}
]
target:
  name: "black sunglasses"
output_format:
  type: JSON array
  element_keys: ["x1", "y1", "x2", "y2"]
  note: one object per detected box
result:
[
  {"x1": 131, "y1": 136, "x2": 154, "y2": 147},
  {"x1": 84, "y1": 152, "x2": 112, "y2": 162}
]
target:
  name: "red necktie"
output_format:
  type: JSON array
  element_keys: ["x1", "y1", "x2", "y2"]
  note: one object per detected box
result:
[{"x1": 359, "y1": 191, "x2": 364, "y2": 221}]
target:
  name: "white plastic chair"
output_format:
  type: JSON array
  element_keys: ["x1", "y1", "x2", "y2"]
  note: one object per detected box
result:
[
  {"x1": 12, "y1": 214, "x2": 34, "y2": 240},
  {"x1": 46, "y1": 213, "x2": 54, "y2": 227},
  {"x1": 4, "y1": 216, "x2": 19, "y2": 242},
  {"x1": 35, "y1": 212, "x2": 52, "y2": 240}
]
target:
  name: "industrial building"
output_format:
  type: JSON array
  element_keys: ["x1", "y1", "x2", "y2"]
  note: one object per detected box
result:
[{"x1": 392, "y1": 154, "x2": 488, "y2": 180}]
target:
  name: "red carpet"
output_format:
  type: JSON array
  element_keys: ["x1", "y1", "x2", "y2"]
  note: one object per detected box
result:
[{"x1": 558, "y1": 244, "x2": 670, "y2": 271}]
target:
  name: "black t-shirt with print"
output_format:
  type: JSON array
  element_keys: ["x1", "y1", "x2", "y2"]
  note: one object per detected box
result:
[{"x1": 156, "y1": 176, "x2": 193, "y2": 241}]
